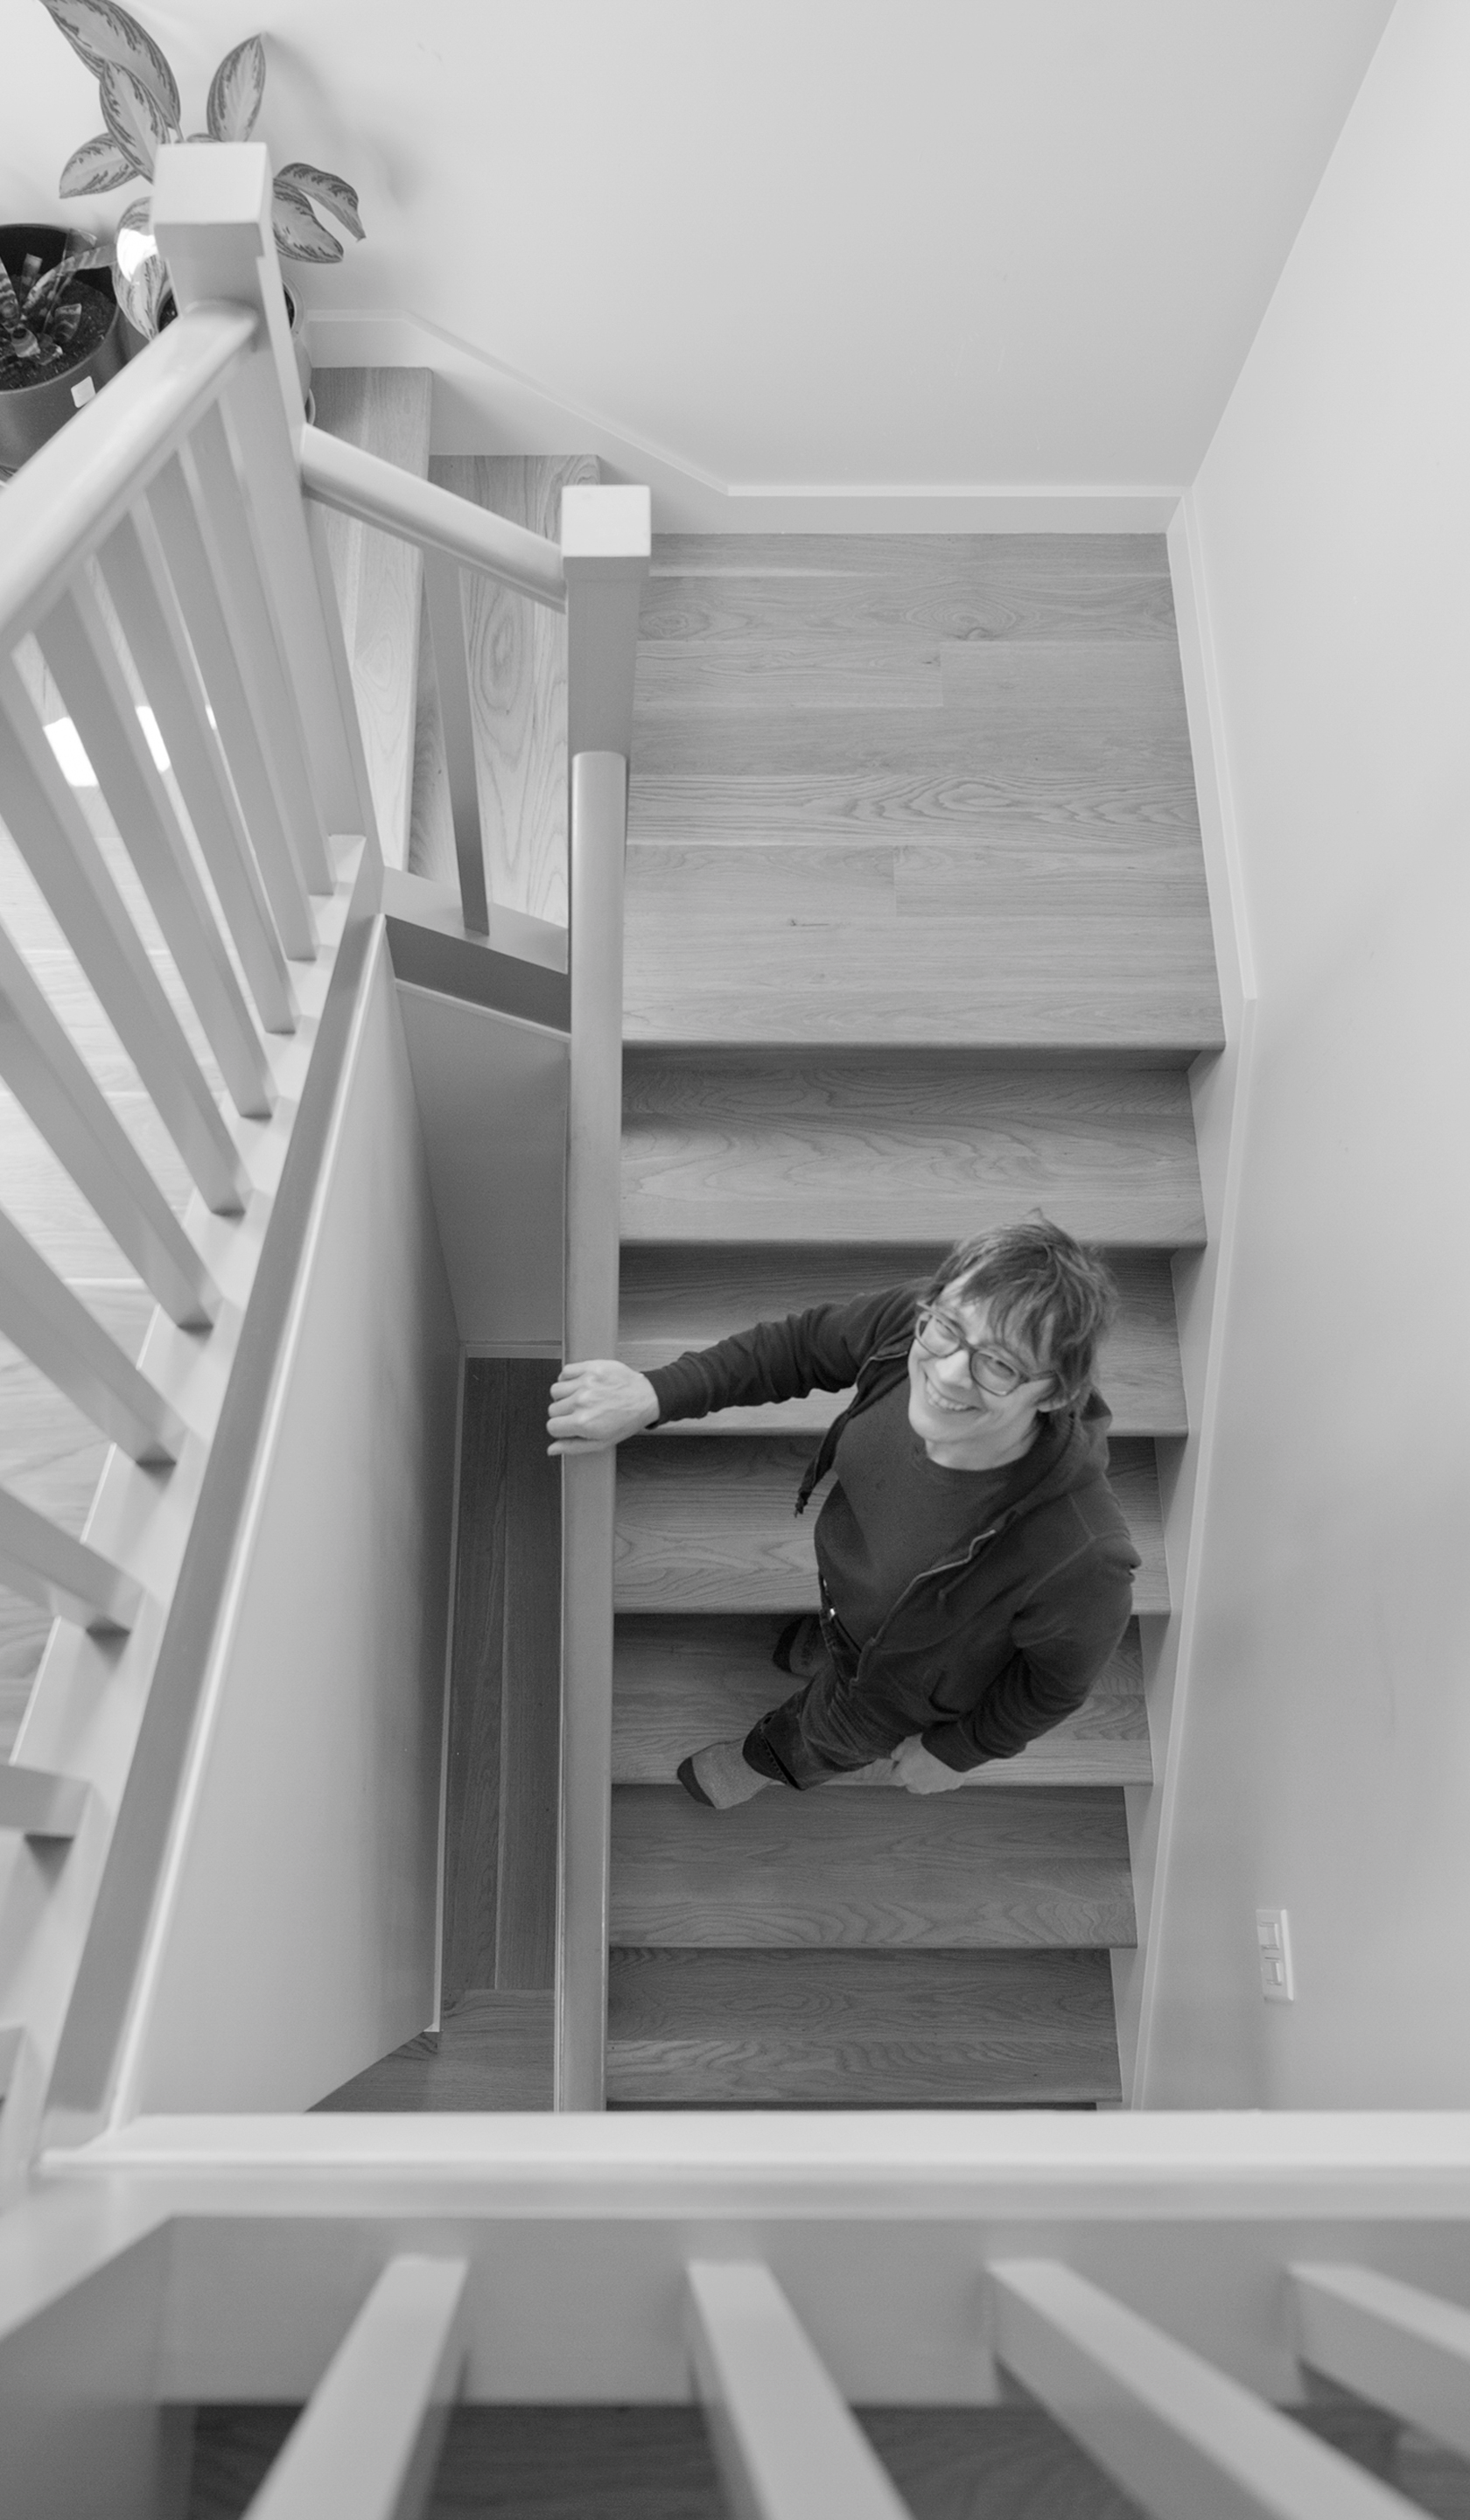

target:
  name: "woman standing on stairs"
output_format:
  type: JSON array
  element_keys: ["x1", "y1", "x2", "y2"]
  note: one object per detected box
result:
[{"x1": 548, "y1": 1220, "x2": 1138, "y2": 1810}]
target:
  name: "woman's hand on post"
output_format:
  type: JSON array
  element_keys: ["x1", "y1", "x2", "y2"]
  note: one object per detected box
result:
[{"x1": 547, "y1": 1359, "x2": 660, "y2": 1456}]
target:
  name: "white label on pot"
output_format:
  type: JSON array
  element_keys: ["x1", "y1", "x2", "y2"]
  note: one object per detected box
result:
[{"x1": 71, "y1": 375, "x2": 97, "y2": 408}]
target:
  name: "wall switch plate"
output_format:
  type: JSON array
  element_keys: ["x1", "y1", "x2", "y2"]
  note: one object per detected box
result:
[{"x1": 1256, "y1": 1908, "x2": 1295, "y2": 2004}]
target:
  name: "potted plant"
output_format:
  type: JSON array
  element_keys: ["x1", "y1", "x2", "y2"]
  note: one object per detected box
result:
[
  {"x1": 38, "y1": 0, "x2": 363, "y2": 401},
  {"x1": 0, "y1": 221, "x2": 125, "y2": 475}
]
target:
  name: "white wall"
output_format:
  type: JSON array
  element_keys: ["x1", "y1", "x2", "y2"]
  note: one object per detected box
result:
[
  {"x1": 121, "y1": 931, "x2": 459, "y2": 2113},
  {"x1": 1140, "y1": 0, "x2": 1470, "y2": 2106},
  {"x1": 6, "y1": 2, "x2": 1391, "y2": 516}
]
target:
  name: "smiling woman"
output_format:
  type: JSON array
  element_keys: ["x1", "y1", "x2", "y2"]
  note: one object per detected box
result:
[{"x1": 547, "y1": 1219, "x2": 1138, "y2": 1810}]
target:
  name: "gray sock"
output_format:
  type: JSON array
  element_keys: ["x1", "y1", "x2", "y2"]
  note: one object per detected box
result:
[{"x1": 680, "y1": 1738, "x2": 772, "y2": 1810}]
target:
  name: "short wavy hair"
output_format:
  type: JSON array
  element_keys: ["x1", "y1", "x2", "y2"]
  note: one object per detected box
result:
[{"x1": 923, "y1": 1216, "x2": 1117, "y2": 1411}]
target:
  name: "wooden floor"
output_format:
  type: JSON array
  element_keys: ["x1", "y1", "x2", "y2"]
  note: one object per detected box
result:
[
  {"x1": 186, "y1": 2398, "x2": 1470, "y2": 2520},
  {"x1": 317, "y1": 1357, "x2": 561, "y2": 2113},
  {"x1": 600, "y1": 530, "x2": 1218, "y2": 2108}
]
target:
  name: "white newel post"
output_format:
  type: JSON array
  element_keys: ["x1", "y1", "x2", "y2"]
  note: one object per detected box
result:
[
  {"x1": 150, "y1": 144, "x2": 379, "y2": 858},
  {"x1": 556, "y1": 488, "x2": 648, "y2": 2110}
]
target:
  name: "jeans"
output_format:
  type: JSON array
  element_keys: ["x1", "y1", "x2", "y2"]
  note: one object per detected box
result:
[{"x1": 742, "y1": 1598, "x2": 908, "y2": 1789}]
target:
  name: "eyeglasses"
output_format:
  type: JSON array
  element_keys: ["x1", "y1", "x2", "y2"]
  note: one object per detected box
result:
[{"x1": 913, "y1": 1305, "x2": 1046, "y2": 1397}]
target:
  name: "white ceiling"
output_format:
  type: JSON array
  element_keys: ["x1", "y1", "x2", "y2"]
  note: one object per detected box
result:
[{"x1": 10, "y1": 0, "x2": 1396, "y2": 499}]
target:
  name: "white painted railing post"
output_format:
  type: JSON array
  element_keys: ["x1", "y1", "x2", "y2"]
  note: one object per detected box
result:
[
  {"x1": 1292, "y1": 2262, "x2": 1470, "y2": 2462},
  {"x1": 686, "y1": 2260, "x2": 914, "y2": 2520},
  {"x1": 553, "y1": 488, "x2": 648, "y2": 2111},
  {"x1": 561, "y1": 484, "x2": 651, "y2": 773},
  {"x1": 151, "y1": 143, "x2": 379, "y2": 858},
  {"x1": 556, "y1": 750, "x2": 627, "y2": 2112},
  {"x1": 990, "y1": 2258, "x2": 1421, "y2": 2520},
  {"x1": 238, "y1": 2256, "x2": 467, "y2": 2520}
]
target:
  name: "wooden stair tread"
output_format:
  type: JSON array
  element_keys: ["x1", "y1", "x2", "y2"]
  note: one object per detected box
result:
[
  {"x1": 620, "y1": 1054, "x2": 1204, "y2": 1248},
  {"x1": 611, "y1": 1616, "x2": 1151, "y2": 1788},
  {"x1": 606, "y1": 1948, "x2": 1121, "y2": 2105},
  {"x1": 613, "y1": 1436, "x2": 1168, "y2": 1616},
  {"x1": 622, "y1": 1244, "x2": 1186, "y2": 1438},
  {"x1": 634, "y1": 622, "x2": 1186, "y2": 718},
  {"x1": 610, "y1": 1783, "x2": 1135, "y2": 1950},
  {"x1": 316, "y1": 1990, "x2": 553, "y2": 2111},
  {"x1": 622, "y1": 843, "x2": 1221, "y2": 1054}
]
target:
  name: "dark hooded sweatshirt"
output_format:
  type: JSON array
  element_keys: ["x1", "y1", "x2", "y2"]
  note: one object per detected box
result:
[{"x1": 644, "y1": 1281, "x2": 1139, "y2": 1773}]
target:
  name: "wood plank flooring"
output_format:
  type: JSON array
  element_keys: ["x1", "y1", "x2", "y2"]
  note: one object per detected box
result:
[
  {"x1": 620, "y1": 1054, "x2": 1205, "y2": 1248},
  {"x1": 610, "y1": 1786, "x2": 1135, "y2": 1950},
  {"x1": 186, "y1": 2402, "x2": 1164, "y2": 2520},
  {"x1": 613, "y1": 1435, "x2": 1168, "y2": 1616},
  {"x1": 440, "y1": 1358, "x2": 560, "y2": 2004},
  {"x1": 620, "y1": 1245, "x2": 1186, "y2": 1436},
  {"x1": 626, "y1": 535, "x2": 1218, "y2": 1051},
  {"x1": 612, "y1": 1616, "x2": 1151, "y2": 1790},
  {"x1": 598, "y1": 529, "x2": 1215, "y2": 2109},
  {"x1": 312, "y1": 368, "x2": 432, "y2": 868},
  {"x1": 606, "y1": 1947, "x2": 1122, "y2": 2105}
]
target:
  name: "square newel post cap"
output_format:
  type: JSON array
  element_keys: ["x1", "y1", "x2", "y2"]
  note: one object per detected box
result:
[
  {"x1": 561, "y1": 484, "x2": 652, "y2": 578},
  {"x1": 151, "y1": 142, "x2": 303, "y2": 430}
]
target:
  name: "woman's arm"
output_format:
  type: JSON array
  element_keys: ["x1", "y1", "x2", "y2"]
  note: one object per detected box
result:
[{"x1": 548, "y1": 1283, "x2": 916, "y2": 1455}]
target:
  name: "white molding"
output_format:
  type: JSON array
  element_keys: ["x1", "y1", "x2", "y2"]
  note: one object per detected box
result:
[
  {"x1": 1118, "y1": 491, "x2": 1261, "y2": 2108},
  {"x1": 304, "y1": 310, "x2": 1183, "y2": 535}
]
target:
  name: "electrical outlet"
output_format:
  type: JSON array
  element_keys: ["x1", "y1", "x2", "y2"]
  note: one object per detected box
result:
[{"x1": 1256, "y1": 1908, "x2": 1294, "y2": 2004}]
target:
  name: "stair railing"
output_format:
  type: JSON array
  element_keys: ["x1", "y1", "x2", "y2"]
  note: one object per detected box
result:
[
  {"x1": 6, "y1": 2111, "x2": 1470, "y2": 2516},
  {"x1": 0, "y1": 143, "x2": 380, "y2": 2182},
  {"x1": 0, "y1": 137, "x2": 649, "y2": 2168}
]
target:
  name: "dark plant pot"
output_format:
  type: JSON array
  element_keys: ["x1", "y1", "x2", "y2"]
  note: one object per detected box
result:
[{"x1": 0, "y1": 223, "x2": 126, "y2": 477}]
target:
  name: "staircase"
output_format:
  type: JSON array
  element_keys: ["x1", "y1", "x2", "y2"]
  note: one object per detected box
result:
[{"x1": 604, "y1": 533, "x2": 1220, "y2": 2105}]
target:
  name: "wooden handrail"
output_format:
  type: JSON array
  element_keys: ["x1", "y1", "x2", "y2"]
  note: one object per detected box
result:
[
  {"x1": 555, "y1": 751, "x2": 629, "y2": 2110},
  {"x1": 0, "y1": 304, "x2": 256, "y2": 650},
  {"x1": 299, "y1": 424, "x2": 569, "y2": 610}
]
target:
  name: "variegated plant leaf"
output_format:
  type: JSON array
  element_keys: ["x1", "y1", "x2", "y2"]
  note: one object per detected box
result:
[
  {"x1": 270, "y1": 181, "x2": 344, "y2": 263},
  {"x1": 206, "y1": 35, "x2": 266, "y2": 143},
  {"x1": 59, "y1": 130, "x2": 140, "y2": 195},
  {"x1": 113, "y1": 241, "x2": 168, "y2": 338},
  {"x1": 23, "y1": 255, "x2": 85, "y2": 314},
  {"x1": 99, "y1": 58, "x2": 176, "y2": 178},
  {"x1": 275, "y1": 160, "x2": 363, "y2": 241},
  {"x1": 38, "y1": 0, "x2": 181, "y2": 128}
]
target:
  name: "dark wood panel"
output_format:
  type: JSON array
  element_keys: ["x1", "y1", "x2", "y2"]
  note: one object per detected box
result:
[
  {"x1": 440, "y1": 1361, "x2": 508, "y2": 2001},
  {"x1": 607, "y1": 1947, "x2": 1120, "y2": 2104},
  {"x1": 314, "y1": 1990, "x2": 553, "y2": 2111},
  {"x1": 492, "y1": 1361, "x2": 563, "y2": 1990},
  {"x1": 441, "y1": 1359, "x2": 562, "y2": 2001},
  {"x1": 614, "y1": 1436, "x2": 1167, "y2": 1615},
  {"x1": 620, "y1": 1245, "x2": 1186, "y2": 1437},
  {"x1": 610, "y1": 1782, "x2": 1135, "y2": 1950},
  {"x1": 612, "y1": 1615, "x2": 1150, "y2": 1788},
  {"x1": 620, "y1": 1055, "x2": 1204, "y2": 1250}
]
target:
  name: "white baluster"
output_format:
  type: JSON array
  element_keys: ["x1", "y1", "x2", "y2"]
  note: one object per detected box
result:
[
  {"x1": 422, "y1": 548, "x2": 489, "y2": 934},
  {"x1": 242, "y1": 2257, "x2": 467, "y2": 2520},
  {"x1": 100, "y1": 508, "x2": 298, "y2": 1036},
  {"x1": 0, "y1": 1207, "x2": 184, "y2": 1464},
  {"x1": 686, "y1": 2260, "x2": 914, "y2": 2520},
  {"x1": 0, "y1": 1767, "x2": 90, "y2": 1841},
  {"x1": 1292, "y1": 2262, "x2": 1470, "y2": 2461},
  {"x1": 991, "y1": 2258, "x2": 1420, "y2": 2520},
  {"x1": 38, "y1": 576, "x2": 274, "y2": 1121},
  {"x1": 0, "y1": 1487, "x2": 144, "y2": 1634},
  {"x1": 152, "y1": 142, "x2": 376, "y2": 856},
  {"x1": 0, "y1": 654, "x2": 248, "y2": 1215},
  {"x1": 145, "y1": 453, "x2": 316, "y2": 962},
  {"x1": 0, "y1": 919, "x2": 217, "y2": 1327},
  {"x1": 183, "y1": 408, "x2": 332, "y2": 896}
]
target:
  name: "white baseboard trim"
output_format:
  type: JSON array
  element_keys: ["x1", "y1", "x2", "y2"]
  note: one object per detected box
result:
[
  {"x1": 1116, "y1": 490, "x2": 1260, "y2": 2108},
  {"x1": 304, "y1": 309, "x2": 1182, "y2": 534}
]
